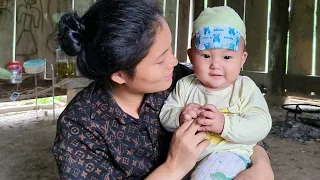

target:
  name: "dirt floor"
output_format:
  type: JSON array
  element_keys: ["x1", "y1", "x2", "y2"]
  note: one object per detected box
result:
[
  {"x1": 266, "y1": 107, "x2": 320, "y2": 180},
  {"x1": 0, "y1": 106, "x2": 319, "y2": 180}
]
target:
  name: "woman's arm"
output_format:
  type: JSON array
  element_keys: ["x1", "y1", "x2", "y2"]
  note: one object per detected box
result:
[
  {"x1": 234, "y1": 145, "x2": 274, "y2": 180},
  {"x1": 146, "y1": 120, "x2": 210, "y2": 180}
]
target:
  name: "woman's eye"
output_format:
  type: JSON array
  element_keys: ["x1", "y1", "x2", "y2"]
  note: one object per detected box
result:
[
  {"x1": 156, "y1": 59, "x2": 165, "y2": 64},
  {"x1": 224, "y1": 56, "x2": 232, "y2": 60},
  {"x1": 202, "y1": 54, "x2": 211, "y2": 58}
]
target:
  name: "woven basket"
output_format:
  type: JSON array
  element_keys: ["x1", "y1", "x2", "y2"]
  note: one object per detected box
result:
[{"x1": 0, "y1": 0, "x2": 14, "y2": 9}]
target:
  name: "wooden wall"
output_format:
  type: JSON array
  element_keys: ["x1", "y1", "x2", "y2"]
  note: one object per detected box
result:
[
  {"x1": 0, "y1": 0, "x2": 14, "y2": 68},
  {"x1": 0, "y1": 0, "x2": 93, "y2": 78},
  {"x1": 245, "y1": 0, "x2": 269, "y2": 72},
  {"x1": 288, "y1": 0, "x2": 314, "y2": 75},
  {"x1": 0, "y1": 0, "x2": 93, "y2": 101},
  {"x1": 283, "y1": 0, "x2": 320, "y2": 97},
  {"x1": 1, "y1": 0, "x2": 320, "y2": 99}
]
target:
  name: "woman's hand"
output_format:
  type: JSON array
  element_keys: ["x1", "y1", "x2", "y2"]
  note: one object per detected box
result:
[
  {"x1": 166, "y1": 120, "x2": 210, "y2": 176},
  {"x1": 234, "y1": 145, "x2": 274, "y2": 180},
  {"x1": 146, "y1": 120, "x2": 209, "y2": 180}
]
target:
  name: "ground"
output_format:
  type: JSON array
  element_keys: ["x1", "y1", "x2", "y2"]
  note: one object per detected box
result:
[{"x1": 0, "y1": 106, "x2": 319, "y2": 180}]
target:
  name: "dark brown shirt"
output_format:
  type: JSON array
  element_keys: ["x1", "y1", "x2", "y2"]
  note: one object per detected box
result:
[{"x1": 52, "y1": 64, "x2": 193, "y2": 179}]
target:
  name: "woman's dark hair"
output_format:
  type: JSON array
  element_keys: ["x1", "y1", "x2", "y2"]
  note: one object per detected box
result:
[{"x1": 58, "y1": 0, "x2": 163, "y2": 81}]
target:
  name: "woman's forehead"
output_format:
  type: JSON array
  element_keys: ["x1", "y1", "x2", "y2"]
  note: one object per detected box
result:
[{"x1": 149, "y1": 21, "x2": 172, "y2": 57}]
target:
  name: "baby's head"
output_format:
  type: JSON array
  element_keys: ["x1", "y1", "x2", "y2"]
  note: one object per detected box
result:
[{"x1": 188, "y1": 6, "x2": 248, "y2": 90}]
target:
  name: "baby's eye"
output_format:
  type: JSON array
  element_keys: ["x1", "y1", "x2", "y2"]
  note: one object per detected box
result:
[
  {"x1": 224, "y1": 56, "x2": 232, "y2": 60},
  {"x1": 202, "y1": 54, "x2": 211, "y2": 59}
]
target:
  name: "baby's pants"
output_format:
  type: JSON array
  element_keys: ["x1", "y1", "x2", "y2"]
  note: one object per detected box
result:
[{"x1": 190, "y1": 151, "x2": 251, "y2": 180}]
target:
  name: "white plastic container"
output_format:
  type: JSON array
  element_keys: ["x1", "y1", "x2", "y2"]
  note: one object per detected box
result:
[{"x1": 23, "y1": 59, "x2": 46, "y2": 74}]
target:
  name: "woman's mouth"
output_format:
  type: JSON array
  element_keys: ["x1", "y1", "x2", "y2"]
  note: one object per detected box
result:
[{"x1": 165, "y1": 72, "x2": 173, "y2": 80}]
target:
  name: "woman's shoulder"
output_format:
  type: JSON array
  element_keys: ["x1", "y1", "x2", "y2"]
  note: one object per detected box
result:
[
  {"x1": 174, "y1": 63, "x2": 193, "y2": 79},
  {"x1": 59, "y1": 81, "x2": 113, "y2": 120},
  {"x1": 168, "y1": 63, "x2": 193, "y2": 92}
]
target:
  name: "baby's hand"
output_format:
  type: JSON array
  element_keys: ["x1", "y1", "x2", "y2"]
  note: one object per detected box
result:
[
  {"x1": 197, "y1": 104, "x2": 225, "y2": 134},
  {"x1": 179, "y1": 103, "x2": 203, "y2": 125}
]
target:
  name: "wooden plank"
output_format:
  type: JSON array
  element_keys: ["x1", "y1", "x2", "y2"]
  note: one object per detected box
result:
[
  {"x1": 0, "y1": 78, "x2": 66, "y2": 102},
  {"x1": 176, "y1": 0, "x2": 190, "y2": 62},
  {"x1": 316, "y1": 0, "x2": 320, "y2": 75},
  {"x1": 74, "y1": 0, "x2": 94, "y2": 17},
  {"x1": 15, "y1": 0, "x2": 73, "y2": 79},
  {"x1": 194, "y1": 0, "x2": 204, "y2": 20},
  {"x1": 157, "y1": 0, "x2": 164, "y2": 11},
  {"x1": 240, "y1": 71, "x2": 267, "y2": 91},
  {"x1": 0, "y1": 1, "x2": 14, "y2": 68},
  {"x1": 284, "y1": 75, "x2": 320, "y2": 98},
  {"x1": 244, "y1": 0, "x2": 268, "y2": 71},
  {"x1": 227, "y1": 0, "x2": 245, "y2": 19},
  {"x1": 267, "y1": 0, "x2": 289, "y2": 96},
  {"x1": 288, "y1": 0, "x2": 314, "y2": 75},
  {"x1": 165, "y1": 0, "x2": 178, "y2": 56},
  {"x1": 207, "y1": 0, "x2": 224, "y2": 7}
]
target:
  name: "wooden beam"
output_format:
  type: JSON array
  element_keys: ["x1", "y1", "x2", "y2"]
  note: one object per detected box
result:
[
  {"x1": 244, "y1": 0, "x2": 268, "y2": 72},
  {"x1": 288, "y1": 0, "x2": 314, "y2": 75},
  {"x1": 157, "y1": 0, "x2": 164, "y2": 11},
  {"x1": 316, "y1": 0, "x2": 320, "y2": 75},
  {"x1": 207, "y1": 0, "x2": 224, "y2": 7},
  {"x1": 177, "y1": 0, "x2": 190, "y2": 62},
  {"x1": 74, "y1": 0, "x2": 94, "y2": 16},
  {"x1": 227, "y1": 0, "x2": 245, "y2": 19},
  {"x1": 194, "y1": 0, "x2": 204, "y2": 20},
  {"x1": 165, "y1": 0, "x2": 178, "y2": 56},
  {"x1": 0, "y1": 78, "x2": 66, "y2": 102},
  {"x1": 240, "y1": 71, "x2": 267, "y2": 91},
  {"x1": 267, "y1": 0, "x2": 289, "y2": 96},
  {"x1": 284, "y1": 75, "x2": 320, "y2": 98}
]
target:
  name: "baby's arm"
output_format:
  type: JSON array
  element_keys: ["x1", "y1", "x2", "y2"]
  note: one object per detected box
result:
[
  {"x1": 160, "y1": 79, "x2": 187, "y2": 132},
  {"x1": 221, "y1": 79, "x2": 272, "y2": 144},
  {"x1": 160, "y1": 78, "x2": 203, "y2": 132}
]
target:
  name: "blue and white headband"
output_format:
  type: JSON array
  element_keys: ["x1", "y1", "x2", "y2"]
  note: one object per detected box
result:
[{"x1": 195, "y1": 25, "x2": 242, "y2": 52}]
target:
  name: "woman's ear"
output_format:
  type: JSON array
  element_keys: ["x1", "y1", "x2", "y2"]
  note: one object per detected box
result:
[{"x1": 111, "y1": 71, "x2": 127, "y2": 84}]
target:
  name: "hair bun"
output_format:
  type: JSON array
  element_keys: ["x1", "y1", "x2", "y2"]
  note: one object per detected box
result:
[{"x1": 58, "y1": 12, "x2": 85, "y2": 56}]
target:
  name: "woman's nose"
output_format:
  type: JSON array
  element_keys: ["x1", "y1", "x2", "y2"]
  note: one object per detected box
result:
[{"x1": 168, "y1": 53, "x2": 178, "y2": 69}]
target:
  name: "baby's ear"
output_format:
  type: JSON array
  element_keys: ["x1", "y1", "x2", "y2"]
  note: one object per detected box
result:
[{"x1": 241, "y1": 51, "x2": 248, "y2": 67}]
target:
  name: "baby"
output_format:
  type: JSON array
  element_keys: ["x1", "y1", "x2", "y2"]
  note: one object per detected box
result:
[{"x1": 160, "y1": 6, "x2": 272, "y2": 179}]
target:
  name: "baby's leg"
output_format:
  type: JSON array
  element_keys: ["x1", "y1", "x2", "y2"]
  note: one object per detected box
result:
[{"x1": 191, "y1": 151, "x2": 251, "y2": 180}]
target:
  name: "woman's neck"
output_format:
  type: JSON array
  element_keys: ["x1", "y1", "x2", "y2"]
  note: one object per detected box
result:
[{"x1": 111, "y1": 85, "x2": 144, "y2": 119}]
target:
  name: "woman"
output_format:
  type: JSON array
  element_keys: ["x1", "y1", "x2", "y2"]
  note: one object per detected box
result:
[{"x1": 52, "y1": 0, "x2": 274, "y2": 179}]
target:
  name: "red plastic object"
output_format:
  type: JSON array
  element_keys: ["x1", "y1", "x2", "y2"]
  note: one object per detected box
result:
[{"x1": 7, "y1": 61, "x2": 22, "y2": 74}]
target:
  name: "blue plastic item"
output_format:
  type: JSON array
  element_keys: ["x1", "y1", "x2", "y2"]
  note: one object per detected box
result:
[
  {"x1": 23, "y1": 59, "x2": 46, "y2": 67},
  {"x1": 23, "y1": 59, "x2": 46, "y2": 74}
]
